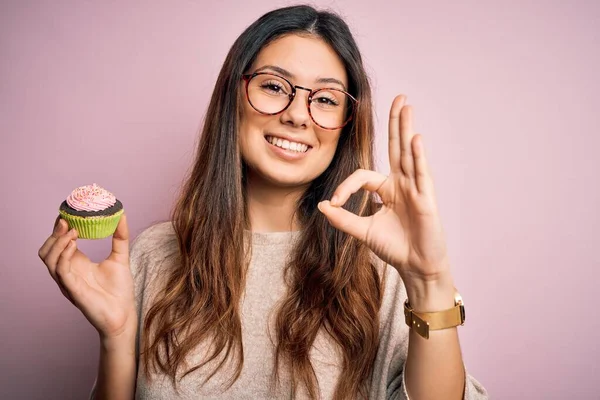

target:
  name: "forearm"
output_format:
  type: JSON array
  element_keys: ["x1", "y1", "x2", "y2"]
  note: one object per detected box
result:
[
  {"x1": 94, "y1": 329, "x2": 137, "y2": 400},
  {"x1": 403, "y1": 271, "x2": 465, "y2": 400}
]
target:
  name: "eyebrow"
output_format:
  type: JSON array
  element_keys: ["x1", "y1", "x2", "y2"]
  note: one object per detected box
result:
[{"x1": 254, "y1": 64, "x2": 348, "y2": 91}]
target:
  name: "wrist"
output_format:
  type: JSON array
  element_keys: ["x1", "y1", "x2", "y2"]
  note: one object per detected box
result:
[
  {"x1": 403, "y1": 269, "x2": 456, "y2": 312},
  {"x1": 99, "y1": 322, "x2": 137, "y2": 354}
]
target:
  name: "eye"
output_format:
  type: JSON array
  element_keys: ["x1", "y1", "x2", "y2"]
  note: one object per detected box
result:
[
  {"x1": 314, "y1": 95, "x2": 340, "y2": 107},
  {"x1": 260, "y1": 80, "x2": 289, "y2": 95}
]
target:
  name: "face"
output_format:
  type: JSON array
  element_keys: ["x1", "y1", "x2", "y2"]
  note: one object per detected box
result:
[{"x1": 238, "y1": 34, "x2": 349, "y2": 189}]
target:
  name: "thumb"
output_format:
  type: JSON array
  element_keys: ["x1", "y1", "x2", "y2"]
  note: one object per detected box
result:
[
  {"x1": 109, "y1": 212, "x2": 129, "y2": 264},
  {"x1": 318, "y1": 201, "x2": 369, "y2": 241}
]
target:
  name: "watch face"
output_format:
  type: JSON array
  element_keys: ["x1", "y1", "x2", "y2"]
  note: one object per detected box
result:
[{"x1": 460, "y1": 304, "x2": 466, "y2": 324}]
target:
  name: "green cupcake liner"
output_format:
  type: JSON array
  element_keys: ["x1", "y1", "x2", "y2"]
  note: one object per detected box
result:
[{"x1": 58, "y1": 209, "x2": 124, "y2": 240}]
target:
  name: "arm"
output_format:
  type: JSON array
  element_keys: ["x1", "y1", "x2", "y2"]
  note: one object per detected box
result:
[
  {"x1": 367, "y1": 262, "x2": 488, "y2": 400},
  {"x1": 403, "y1": 272, "x2": 465, "y2": 400},
  {"x1": 93, "y1": 323, "x2": 138, "y2": 400},
  {"x1": 38, "y1": 215, "x2": 139, "y2": 400}
]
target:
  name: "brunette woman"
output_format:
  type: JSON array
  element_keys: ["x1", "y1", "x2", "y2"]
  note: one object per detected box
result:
[{"x1": 39, "y1": 5, "x2": 488, "y2": 400}]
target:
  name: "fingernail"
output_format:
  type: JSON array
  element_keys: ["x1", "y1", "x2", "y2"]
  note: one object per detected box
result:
[{"x1": 331, "y1": 195, "x2": 339, "y2": 206}]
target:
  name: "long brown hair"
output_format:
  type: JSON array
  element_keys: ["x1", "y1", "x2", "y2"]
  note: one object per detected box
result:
[{"x1": 142, "y1": 5, "x2": 382, "y2": 399}]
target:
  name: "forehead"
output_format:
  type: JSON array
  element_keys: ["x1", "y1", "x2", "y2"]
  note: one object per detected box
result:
[{"x1": 251, "y1": 34, "x2": 348, "y2": 87}]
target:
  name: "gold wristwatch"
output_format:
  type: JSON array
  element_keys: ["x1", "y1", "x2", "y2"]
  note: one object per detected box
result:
[{"x1": 403, "y1": 291, "x2": 465, "y2": 339}]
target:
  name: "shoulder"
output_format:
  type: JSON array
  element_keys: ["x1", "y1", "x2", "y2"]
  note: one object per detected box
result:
[
  {"x1": 129, "y1": 221, "x2": 178, "y2": 276},
  {"x1": 130, "y1": 222, "x2": 176, "y2": 256},
  {"x1": 127, "y1": 221, "x2": 179, "y2": 308}
]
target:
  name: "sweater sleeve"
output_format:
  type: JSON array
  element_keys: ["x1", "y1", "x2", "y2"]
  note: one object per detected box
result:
[
  {"x1": 370, "y1": 263, "x2": 489, "y2": 400},
  {"x1": 88, "y1": 222, "x2": 174, "y2": 400}
]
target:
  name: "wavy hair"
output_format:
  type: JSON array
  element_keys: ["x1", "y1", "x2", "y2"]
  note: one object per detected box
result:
[{"x1": 142, "y1": 5, "x2": 382, "y2": 399}]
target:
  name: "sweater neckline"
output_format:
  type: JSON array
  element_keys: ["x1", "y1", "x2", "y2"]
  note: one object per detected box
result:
[{"x1": 244, "y1": 230, "x2": 302, "y2": 246}]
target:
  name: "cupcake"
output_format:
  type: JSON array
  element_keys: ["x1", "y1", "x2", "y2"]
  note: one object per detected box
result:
[{"x1": 58, "y1": 183, "x2": 124, "y2": 239}]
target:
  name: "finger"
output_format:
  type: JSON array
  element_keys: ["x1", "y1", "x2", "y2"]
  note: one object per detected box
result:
[
  {"x1": 44, "y1": 229, "x2": 78, "y2": 279},
  {"x1": 330, "y1": 169, "x2": 387, "y2": 207},
  {"x1": 318, "y1": 200, "x2": 372, "y2": 241},
  {"x1": 388, "y1": 95, "x2": 406, "y2": 173},
  {"x1": 53, "y1": 216, "x2": 61, "y2": 234},
  {"x1": 38, "y1": 218, "x2": 68, "y2": 260},
  {"x1": 400, "y1": 104, "x2": 415, "y2": 177},
  {"x1": 109, "y1": 213, "x2": 129, "y2": 264},
  {"x1": 55, "y1": 240, "x2": 78, "y2": 303},
  {"x1": 412, "y1": 134, "x2": 434, "y2": 196}
]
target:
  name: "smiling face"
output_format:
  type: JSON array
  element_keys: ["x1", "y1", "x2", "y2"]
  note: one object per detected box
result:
[{"x1": 238, "y1": 34, "x2": 349, "y2": 189}]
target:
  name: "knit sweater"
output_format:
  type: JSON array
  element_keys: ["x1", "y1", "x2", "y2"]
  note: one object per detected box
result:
[{"x1": 90, "y1": 222, "x2": 488, "y2": 399}]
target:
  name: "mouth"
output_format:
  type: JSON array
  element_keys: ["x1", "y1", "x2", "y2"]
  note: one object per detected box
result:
[{"x1": 265, "y1": 135, "x2": 312, "y2": 153}]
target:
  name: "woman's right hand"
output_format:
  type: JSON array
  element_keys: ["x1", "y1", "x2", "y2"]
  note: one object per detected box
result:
[{"x1": 38, "y1": 214, "x2": 137, "y2": 341}]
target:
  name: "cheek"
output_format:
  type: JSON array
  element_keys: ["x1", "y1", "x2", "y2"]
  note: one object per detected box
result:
[
  {"x1": 310, "y1": 134, "x2": 342, "y2": 175},
  {"x1": 318, "y1": 132, "x2": 342, "y2": 157}
]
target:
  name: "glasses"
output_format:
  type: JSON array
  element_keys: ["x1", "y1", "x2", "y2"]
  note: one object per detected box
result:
[{"x1": 241, "y1": 72, "x2": 358, "y2": 130}]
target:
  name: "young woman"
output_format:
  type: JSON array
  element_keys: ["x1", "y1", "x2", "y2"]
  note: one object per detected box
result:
[{"x1": 38, "y1": 5, "x2": 487, "y2": 400}]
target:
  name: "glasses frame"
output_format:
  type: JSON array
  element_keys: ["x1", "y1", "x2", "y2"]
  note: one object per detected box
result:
[{"x1": 241, "y1": 72, "x2": 358, "y2": 130}]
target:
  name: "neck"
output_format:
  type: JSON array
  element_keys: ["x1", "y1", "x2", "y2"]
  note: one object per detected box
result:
[{"x1": 245, "y1": 172, "x2": 307, "y2": 232}]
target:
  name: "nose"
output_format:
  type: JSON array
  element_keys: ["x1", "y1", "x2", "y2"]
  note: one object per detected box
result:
[{"x1": 280, "y1": 87, "x2": 312, "y2": 128}]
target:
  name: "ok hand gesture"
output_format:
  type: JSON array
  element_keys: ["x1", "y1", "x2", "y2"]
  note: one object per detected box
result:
[{"x1": 319, "y1": 95, "x2": 453, "y2": 296}]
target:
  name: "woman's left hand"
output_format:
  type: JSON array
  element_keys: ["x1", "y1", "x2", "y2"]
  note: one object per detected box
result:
[{"x1": 318, "y1": 95, "x2": 452, "y2": 291}]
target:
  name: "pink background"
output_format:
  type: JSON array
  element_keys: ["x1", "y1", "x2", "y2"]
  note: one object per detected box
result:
[{"x1": 1, "y1": 1, "x2": 599, "y2": 399}]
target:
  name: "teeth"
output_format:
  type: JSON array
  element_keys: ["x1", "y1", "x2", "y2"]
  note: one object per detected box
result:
[{"x1": 266, "y1": 136, "x2": 309, "y2": 153}]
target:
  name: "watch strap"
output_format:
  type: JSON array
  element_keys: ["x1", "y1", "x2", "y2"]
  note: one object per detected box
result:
[{"x1": 403, "y1": 292, "x2": 465, "y2": 339}]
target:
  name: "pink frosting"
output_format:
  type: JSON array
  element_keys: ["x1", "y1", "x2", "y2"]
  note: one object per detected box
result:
[{"x1": 66, "y1": 183, "x2": 117, "y2": 212}]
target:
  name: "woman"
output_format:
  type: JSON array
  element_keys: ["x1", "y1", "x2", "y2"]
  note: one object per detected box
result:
[{"x1": 38, "y1": 5, "x2": 487, "y2": 400}]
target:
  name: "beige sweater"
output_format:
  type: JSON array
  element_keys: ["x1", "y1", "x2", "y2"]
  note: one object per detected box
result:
[{"x1": 90, "y1": 222, "x2": 488, "y2": 399}]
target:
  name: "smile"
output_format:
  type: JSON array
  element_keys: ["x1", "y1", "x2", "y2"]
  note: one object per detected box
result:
[{"x1": 265, "y1": 135, "x2": 310, "y2": 153}]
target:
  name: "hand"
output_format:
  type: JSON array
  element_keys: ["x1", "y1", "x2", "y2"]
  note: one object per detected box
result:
[
  {"x1": 38, "y1": 214, "x2": 137, "y2": 340},
  {"x1": 318, "y1": 95, "x2": 452, "y2": 287}
]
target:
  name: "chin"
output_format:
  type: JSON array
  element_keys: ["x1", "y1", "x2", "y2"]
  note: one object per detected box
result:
[{"x1": 255, "y1": 164, "x2": 316, "y2": 188}]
